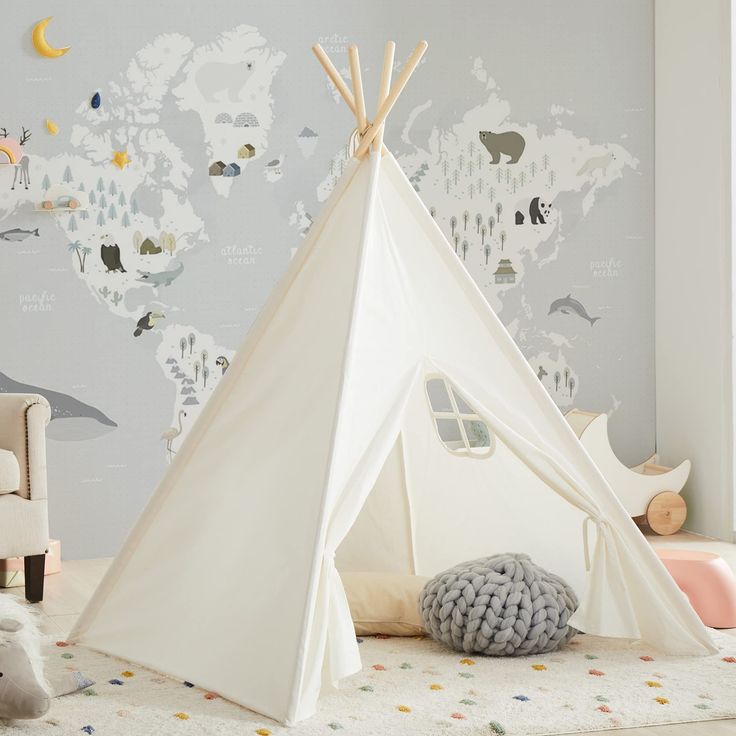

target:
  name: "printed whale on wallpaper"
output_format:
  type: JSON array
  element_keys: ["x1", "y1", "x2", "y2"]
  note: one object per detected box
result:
[{"x1": 0, "y1": 371, "x2": 117, "y2": 441}]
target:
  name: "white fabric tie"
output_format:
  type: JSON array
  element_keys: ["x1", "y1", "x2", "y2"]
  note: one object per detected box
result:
[{"x1": 582, "y1": 515, "x2": 601, "y2": 572}]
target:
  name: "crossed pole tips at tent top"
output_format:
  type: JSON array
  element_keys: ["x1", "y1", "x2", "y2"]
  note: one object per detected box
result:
[{"x1": 311, "y1": 40, "x2": 428, "y2": 159}]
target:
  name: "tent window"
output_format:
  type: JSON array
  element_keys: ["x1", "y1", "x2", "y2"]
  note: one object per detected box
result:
[{"x1": 425, "y1": 376, "x2": 495, "y2": 458}]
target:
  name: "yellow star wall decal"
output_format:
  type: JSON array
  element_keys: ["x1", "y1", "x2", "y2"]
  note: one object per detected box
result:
[{"x1": 112, "y1": 150, "x2": 131, "y2": 170}]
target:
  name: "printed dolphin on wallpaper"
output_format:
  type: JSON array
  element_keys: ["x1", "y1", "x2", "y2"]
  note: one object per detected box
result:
[
  {"x1": 548, "y1": 294, "x2": 601, "y2": 326},
  {"x1": 0, "y1": 371, "x2": 117, "y2": 441}
]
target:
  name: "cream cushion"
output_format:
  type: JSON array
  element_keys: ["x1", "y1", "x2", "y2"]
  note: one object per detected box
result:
[
  {"x1": 341, "y1": 571, "x2": 429, "y2": 636},
  {"x1": 0, "y1": 449, "x2": 20, "y2": 495}
]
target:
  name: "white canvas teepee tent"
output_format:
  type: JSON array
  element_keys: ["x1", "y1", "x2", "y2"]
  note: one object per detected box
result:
[{"x1": 70, "y1": 41, "x2": 716, "y2": 725}]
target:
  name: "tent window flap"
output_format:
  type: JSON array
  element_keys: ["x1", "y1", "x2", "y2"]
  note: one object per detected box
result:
[{"x1": 425, "y1": 376, "x2": 495, "y2": 458}]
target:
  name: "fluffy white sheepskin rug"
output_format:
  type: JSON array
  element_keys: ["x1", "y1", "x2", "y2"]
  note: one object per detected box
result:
[
  {"x1": 0, "y1": 595, "x2": 51, "y2": 720},
  {"x1": 0, "y1": 596, "x2": 50, "y2": 691}
]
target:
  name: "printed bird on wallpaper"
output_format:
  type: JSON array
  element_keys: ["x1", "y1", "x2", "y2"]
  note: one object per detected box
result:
[
  {"x1": 161, "y1": 410, "x2": 187, "y2": 459},
  {"x1": 514, "y1": 196, "x2": 553, "y2": 225},
  {"x1": 479, "y1": 130, "x2": 526, "y2": 165},
  {"x1": 0, "y1": 127, "x2": 32, "y2": 190},
  {"x1": 0, "y1": 228, "x2": 39, "y2": 242},
  {"x1": 133, "y1": 311, "x2": 165, "y2": 337},
  {"x1": 136, "y1": 261, "x2": 184, "y2": 288},
  {"x1": 100, "y1": 235, "x2": 127, "y2": 273},
  {"x1": 548, "y1": 294, "x2": 601, "y2": 326},
  {"x1": 215, "y1": 356, "x2": 230, "y2": 375},
  {"x1": 0, "y1": 371, "x2": 117, "y2": 441}
]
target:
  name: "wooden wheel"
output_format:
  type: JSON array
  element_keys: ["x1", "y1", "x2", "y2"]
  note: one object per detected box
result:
[{"x1": 645, "y1": 491, "x2": 687, "y2": 535}]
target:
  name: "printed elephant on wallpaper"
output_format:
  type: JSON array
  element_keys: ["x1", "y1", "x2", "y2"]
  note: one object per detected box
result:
[{"x1": 0, "y1": 371, "x2": 117, "y2": 441}]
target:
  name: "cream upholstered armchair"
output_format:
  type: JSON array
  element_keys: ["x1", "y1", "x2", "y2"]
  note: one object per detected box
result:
[{"x1": 0, "y1": 394, "x2": 51, "y2": 602}]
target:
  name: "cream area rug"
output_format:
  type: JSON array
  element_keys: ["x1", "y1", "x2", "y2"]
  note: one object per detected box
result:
[{"x1": 7, "y1": 631, "x2": 736, "y2": 735}]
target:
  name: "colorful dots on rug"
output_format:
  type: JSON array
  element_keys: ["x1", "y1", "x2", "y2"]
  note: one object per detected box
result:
[
  {"x1": 108, "y1": 679, "x2": 124, "y2": 686},
  {"x1": 396, "y1": 705, "x2": 411, "y2": 713},
  {"x1": 358, "y1": 685, "x2": 374, "y2": 692},
  {"x1": 81, "y1": 727, "x2": 95, "y2": 734},
  {"x1": 588, "y1": 669, "x2": 605, "y2": 676},
  {"x1": 429, "y1": 683, "x2": 444, "y2": 690},
  {"x1": 457, "y1": 672, "x2": 474, "y2": 679},
  {"x1": 56, "y1": 641, "x2": 69, "y2": 647},
  {"x1": 459, "y1": 698, "x2": 476, "y2": 705},
  {"x1": 695, "y1": 703, "x2": 711, "y2": 710},
  {"x1": 596, "y1": 705, "x2": 611, "y2": 713},
  {"x1": 723, "y1": 656, "x2": 736, "y2": 663},
  {"x1": 121, "y1": 671, "x2": 134, "y2": 678},
  {"x1": 61, "y1": 653, "x2": 74, "y2": 659},
  {"x1": 450, "y1": 712, "x2": 466, "y2": 720},
  {"x1": 255, "y1": 729, "x2": 271, "y2": 736},
  {"x1": 654, "y1": 697, "x2": 669, "y2": 705},
  {"x1": 116, "y1": 710, "x2": 129, "y2": 718},
  {"x1": 459, "y1": 658, "x2": 476, "y2": 666},
  {"x1": 400, "y1": 662, "x2": 413, "y2": 669},
  {"x1": 488, "y1": 721, "x2": 506, "y2": 735},
  {"x1": 531, "y1": 664, "x2": 546, "y2": 671},
  {"x1": 173, "y1": 712, "x2": 190, "y2": 720},
  {"x1": 595, "y1": 696, "x2": 609, "y2": 702},
  {"x1": 584, "y1": 654, "x2": 598, "y2": 660},
  {"x1": 512, "y1": 695, "x2": 530, "y2": 702},
  {"x1": 327, "y1": 723, "x2": 344, "y2": 730},
  {"x1": 371, "y1": 664, "x2": 386, "y2": 671},
  {"x1": 204, "y1": 692, "x2": 218, "y2": 700},
  {"x1": 84, "y1": 690, "x2": 98, "y2": 697},
  {"x1": 645, "y1": 681, "x2": 662, "y2": 688},
  {"x1": 183, "y1": 681, "x2": 194, "y2": 687},
  {"x1": 640, "y1": 655, "x2": 654, "y2": 661}
]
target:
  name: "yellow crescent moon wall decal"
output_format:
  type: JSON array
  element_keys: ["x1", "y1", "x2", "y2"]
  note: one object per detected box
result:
[{"x1": 32, "y1": 17, "x2": 71, "y2": 58}]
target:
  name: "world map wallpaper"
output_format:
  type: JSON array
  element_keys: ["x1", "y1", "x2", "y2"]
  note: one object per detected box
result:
[{"x1": 0, "y1": 1, "x2": 653, "y2": 557}]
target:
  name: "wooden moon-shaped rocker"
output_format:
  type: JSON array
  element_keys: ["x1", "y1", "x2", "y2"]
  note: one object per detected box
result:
[{"x1": 566, "y1": 409, "x2": 690, "y2": 535}]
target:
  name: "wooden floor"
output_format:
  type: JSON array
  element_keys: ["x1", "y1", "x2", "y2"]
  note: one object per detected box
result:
[{"x1": 2, "y1": 531, "x2": 735, "y2": 735}]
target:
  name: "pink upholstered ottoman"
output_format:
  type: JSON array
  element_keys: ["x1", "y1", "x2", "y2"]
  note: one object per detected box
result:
[{"x1": 655, "y1": 548, "x2": 736, "y2": 628}]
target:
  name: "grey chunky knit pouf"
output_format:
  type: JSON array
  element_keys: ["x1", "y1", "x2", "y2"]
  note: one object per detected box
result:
[{"x1": 419, "y1": 553, "x2": 578, "y2": 656}]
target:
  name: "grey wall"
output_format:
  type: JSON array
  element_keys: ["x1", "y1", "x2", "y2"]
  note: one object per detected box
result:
[{"x1": 0, "y1": 1, "x2": 653, "y2": 558}]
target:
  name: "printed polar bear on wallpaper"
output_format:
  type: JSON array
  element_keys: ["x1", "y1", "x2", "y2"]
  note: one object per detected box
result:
[{"x1": 195, "y1": 60, "x2": 256, "y2": 103}]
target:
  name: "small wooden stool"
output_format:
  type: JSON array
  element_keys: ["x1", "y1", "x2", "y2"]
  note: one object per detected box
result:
[{"x1": 655, "y1": 548, "x2": 736, "y2": 628}]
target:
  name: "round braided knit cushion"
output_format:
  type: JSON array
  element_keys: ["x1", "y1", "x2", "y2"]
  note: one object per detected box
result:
[{"x1": 419, "y1": 553, "x2": 578, "y2": 656}]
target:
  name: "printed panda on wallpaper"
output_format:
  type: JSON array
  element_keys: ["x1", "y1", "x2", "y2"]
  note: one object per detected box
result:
[{"x1": 514, "y1": 196, "x2": 553, "y2": 225}]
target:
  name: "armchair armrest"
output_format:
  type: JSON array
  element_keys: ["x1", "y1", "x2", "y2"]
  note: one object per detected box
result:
[{"x1": 0, "y1": 394, "x2": 51, "y2": 500}]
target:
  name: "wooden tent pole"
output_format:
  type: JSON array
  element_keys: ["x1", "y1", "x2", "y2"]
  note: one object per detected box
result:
[
  {"x1": 373, "y1": 41, "x2": 395, "y2": 153},
  {"x1": 353, "y1": 40, "x2": 428, "y2": 160},
  {"x1": 348, "y1": 45, "x2": 368, "y2": 136},
  {"x1": 312, "y1": 44, "x2": 357, "y2": 114}
]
